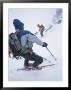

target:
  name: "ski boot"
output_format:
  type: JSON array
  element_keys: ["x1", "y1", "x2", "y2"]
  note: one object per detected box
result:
[
  {"x1": 32, "y1": 66, "x2": 42, "y2": 70},
  {"x1": 24, "y1": 63, "x2": 33, "y2": 70}
]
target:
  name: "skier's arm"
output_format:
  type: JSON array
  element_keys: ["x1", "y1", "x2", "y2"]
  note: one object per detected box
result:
[{"x1": 28, "y1": 34, "x2": 43, "y2": 46}]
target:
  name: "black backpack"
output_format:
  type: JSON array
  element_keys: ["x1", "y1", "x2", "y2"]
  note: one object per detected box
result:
[{"x1": 9, "y1": 33, "x2": 22, "y2": 57}]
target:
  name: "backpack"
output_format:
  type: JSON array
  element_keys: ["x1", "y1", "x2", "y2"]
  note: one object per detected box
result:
[{"x1": 9, "y1": 33, "x2": 22, "y2": 57}]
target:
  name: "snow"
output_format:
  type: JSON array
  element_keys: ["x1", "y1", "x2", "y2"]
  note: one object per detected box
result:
[
  {"x1": 8, "y1": 23, "x2": 62, "y2": 81},
  {"x1": 8, "y1": 8, "x2": 62, "y2": 81}
]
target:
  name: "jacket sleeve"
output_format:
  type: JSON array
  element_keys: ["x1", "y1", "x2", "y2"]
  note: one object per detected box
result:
[
  {"x1": 28, "y1": 34, "x2": 43, "y2": 46},
  {"x1": 21, "y1": 34, "x2": 28, "y2": 47}
]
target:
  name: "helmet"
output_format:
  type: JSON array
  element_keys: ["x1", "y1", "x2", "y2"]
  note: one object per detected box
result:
[{"x1": 13, "y1": 19, "x2": 24, "y2": 31}]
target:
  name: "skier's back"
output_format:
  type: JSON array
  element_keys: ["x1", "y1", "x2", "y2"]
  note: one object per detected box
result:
[{"x1": 12, "y1": 19, "x2": 48, "y2": 70}]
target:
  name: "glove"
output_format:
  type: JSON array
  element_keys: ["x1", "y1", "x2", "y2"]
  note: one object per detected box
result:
[
  {"x1": 42, "y1": 42, "x2": 48, "y2": 47},
  {"x1": 57, "y1": 19, "x2": 62, "y2": 24}
]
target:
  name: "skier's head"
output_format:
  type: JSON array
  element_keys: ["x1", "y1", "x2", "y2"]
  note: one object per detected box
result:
[
  {"x1": 41, "y1": 24, "x2": 44, "y2": 27},
  {"x1": 13, "y1": 19, "x2": 24, "y2": 31},
  {"x1": 37, "y1": 24, "x2": 40, "y2": 27}
]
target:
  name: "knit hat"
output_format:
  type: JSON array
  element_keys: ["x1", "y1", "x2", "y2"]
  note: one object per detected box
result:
[{"x1": 13, "y1": 19, "x2": 24, "y2": 30}]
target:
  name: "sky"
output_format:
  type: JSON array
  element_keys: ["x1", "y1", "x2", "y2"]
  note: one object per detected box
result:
[{"x1": 8, "y1": 8, "x2": 56, "y2": 34}]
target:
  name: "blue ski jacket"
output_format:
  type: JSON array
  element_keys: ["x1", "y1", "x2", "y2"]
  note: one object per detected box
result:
[{"x1": 17, "y1": 30, "x2": 43, "y2": 49}]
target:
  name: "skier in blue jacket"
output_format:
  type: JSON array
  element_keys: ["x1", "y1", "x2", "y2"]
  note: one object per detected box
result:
[{"x1": 13, "y1": 19, "x2": 48, "y2": 70}]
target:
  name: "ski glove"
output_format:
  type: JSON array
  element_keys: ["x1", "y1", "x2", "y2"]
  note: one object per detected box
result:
[{"x1": 42, "y1": 42, "x2": 48, "y2": 47}]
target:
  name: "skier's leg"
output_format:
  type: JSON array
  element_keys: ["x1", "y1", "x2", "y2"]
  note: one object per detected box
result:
[
  {"x1": 21, "y1": 52, "x2": 43, "y2": 69},
  {"x1": 21, "y1": 53, "x2": 30, "y2": 67},
  {"x1": 24, "y1": 59, "x2": 29, "y2": 66},
  {"x1": 41, "y1": 31, "x2": 43, "y2": 37},
  {"x1": 29, "y1": 52, "x2": 43, "y2": 70},
  {"x1": 29, "y1": 52, "x2": 43, "y2": 67},
  {"x1": 39, "y1": 31, "x2": 42, "y2": 37}
]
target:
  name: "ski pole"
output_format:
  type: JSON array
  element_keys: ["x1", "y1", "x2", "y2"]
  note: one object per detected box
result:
[
  {"x1": 46, "y1": 47, "x2": 57, "y2": 61},
  {"x1": 45, "y1": 25, "x2": 53, "y2": 32},
  {"x1": 43, "y1": 57, "x2": 51, "y2": 63}
]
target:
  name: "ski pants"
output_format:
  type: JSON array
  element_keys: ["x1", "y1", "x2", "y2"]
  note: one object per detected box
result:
[
  {"x1": 39, "y1": 30, "x2": 44, "y2": 37},
  {"x1": 21, "y1": 52, "x2": 43, "y2": 67}
]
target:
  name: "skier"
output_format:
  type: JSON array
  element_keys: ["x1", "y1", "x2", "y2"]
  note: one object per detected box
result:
[
  {"x1": 13, "y1": 19, "x2": 48, "y2": 70},
  {"x1": 37, "y1": 24, "x2": 45, "y2": 37}
]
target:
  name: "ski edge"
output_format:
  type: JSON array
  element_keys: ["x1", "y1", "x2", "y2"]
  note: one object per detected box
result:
[{"x1": 17, "y1": 63, "x2": 56, "y2": 71}]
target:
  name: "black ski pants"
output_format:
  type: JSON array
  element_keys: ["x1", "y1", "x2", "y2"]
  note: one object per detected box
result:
[{"x1": 21, "y1": 52, "x2": 43, "y2": 67}]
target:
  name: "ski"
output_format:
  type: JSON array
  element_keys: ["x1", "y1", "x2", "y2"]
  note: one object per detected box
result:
[
  {"x1": 17, "y1": 67, "x2": 32, "y2": 71},
  {"x1": 17, "y1": 63, "x2": 56, "y2": 71},
  {"x1": 41, "y1": 63, "x2": 56, "y2": 68}
]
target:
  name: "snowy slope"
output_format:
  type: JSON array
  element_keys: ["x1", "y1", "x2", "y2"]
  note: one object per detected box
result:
[{"x1": 8, "y1": 22, "x2": 62, "y2": 81}]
